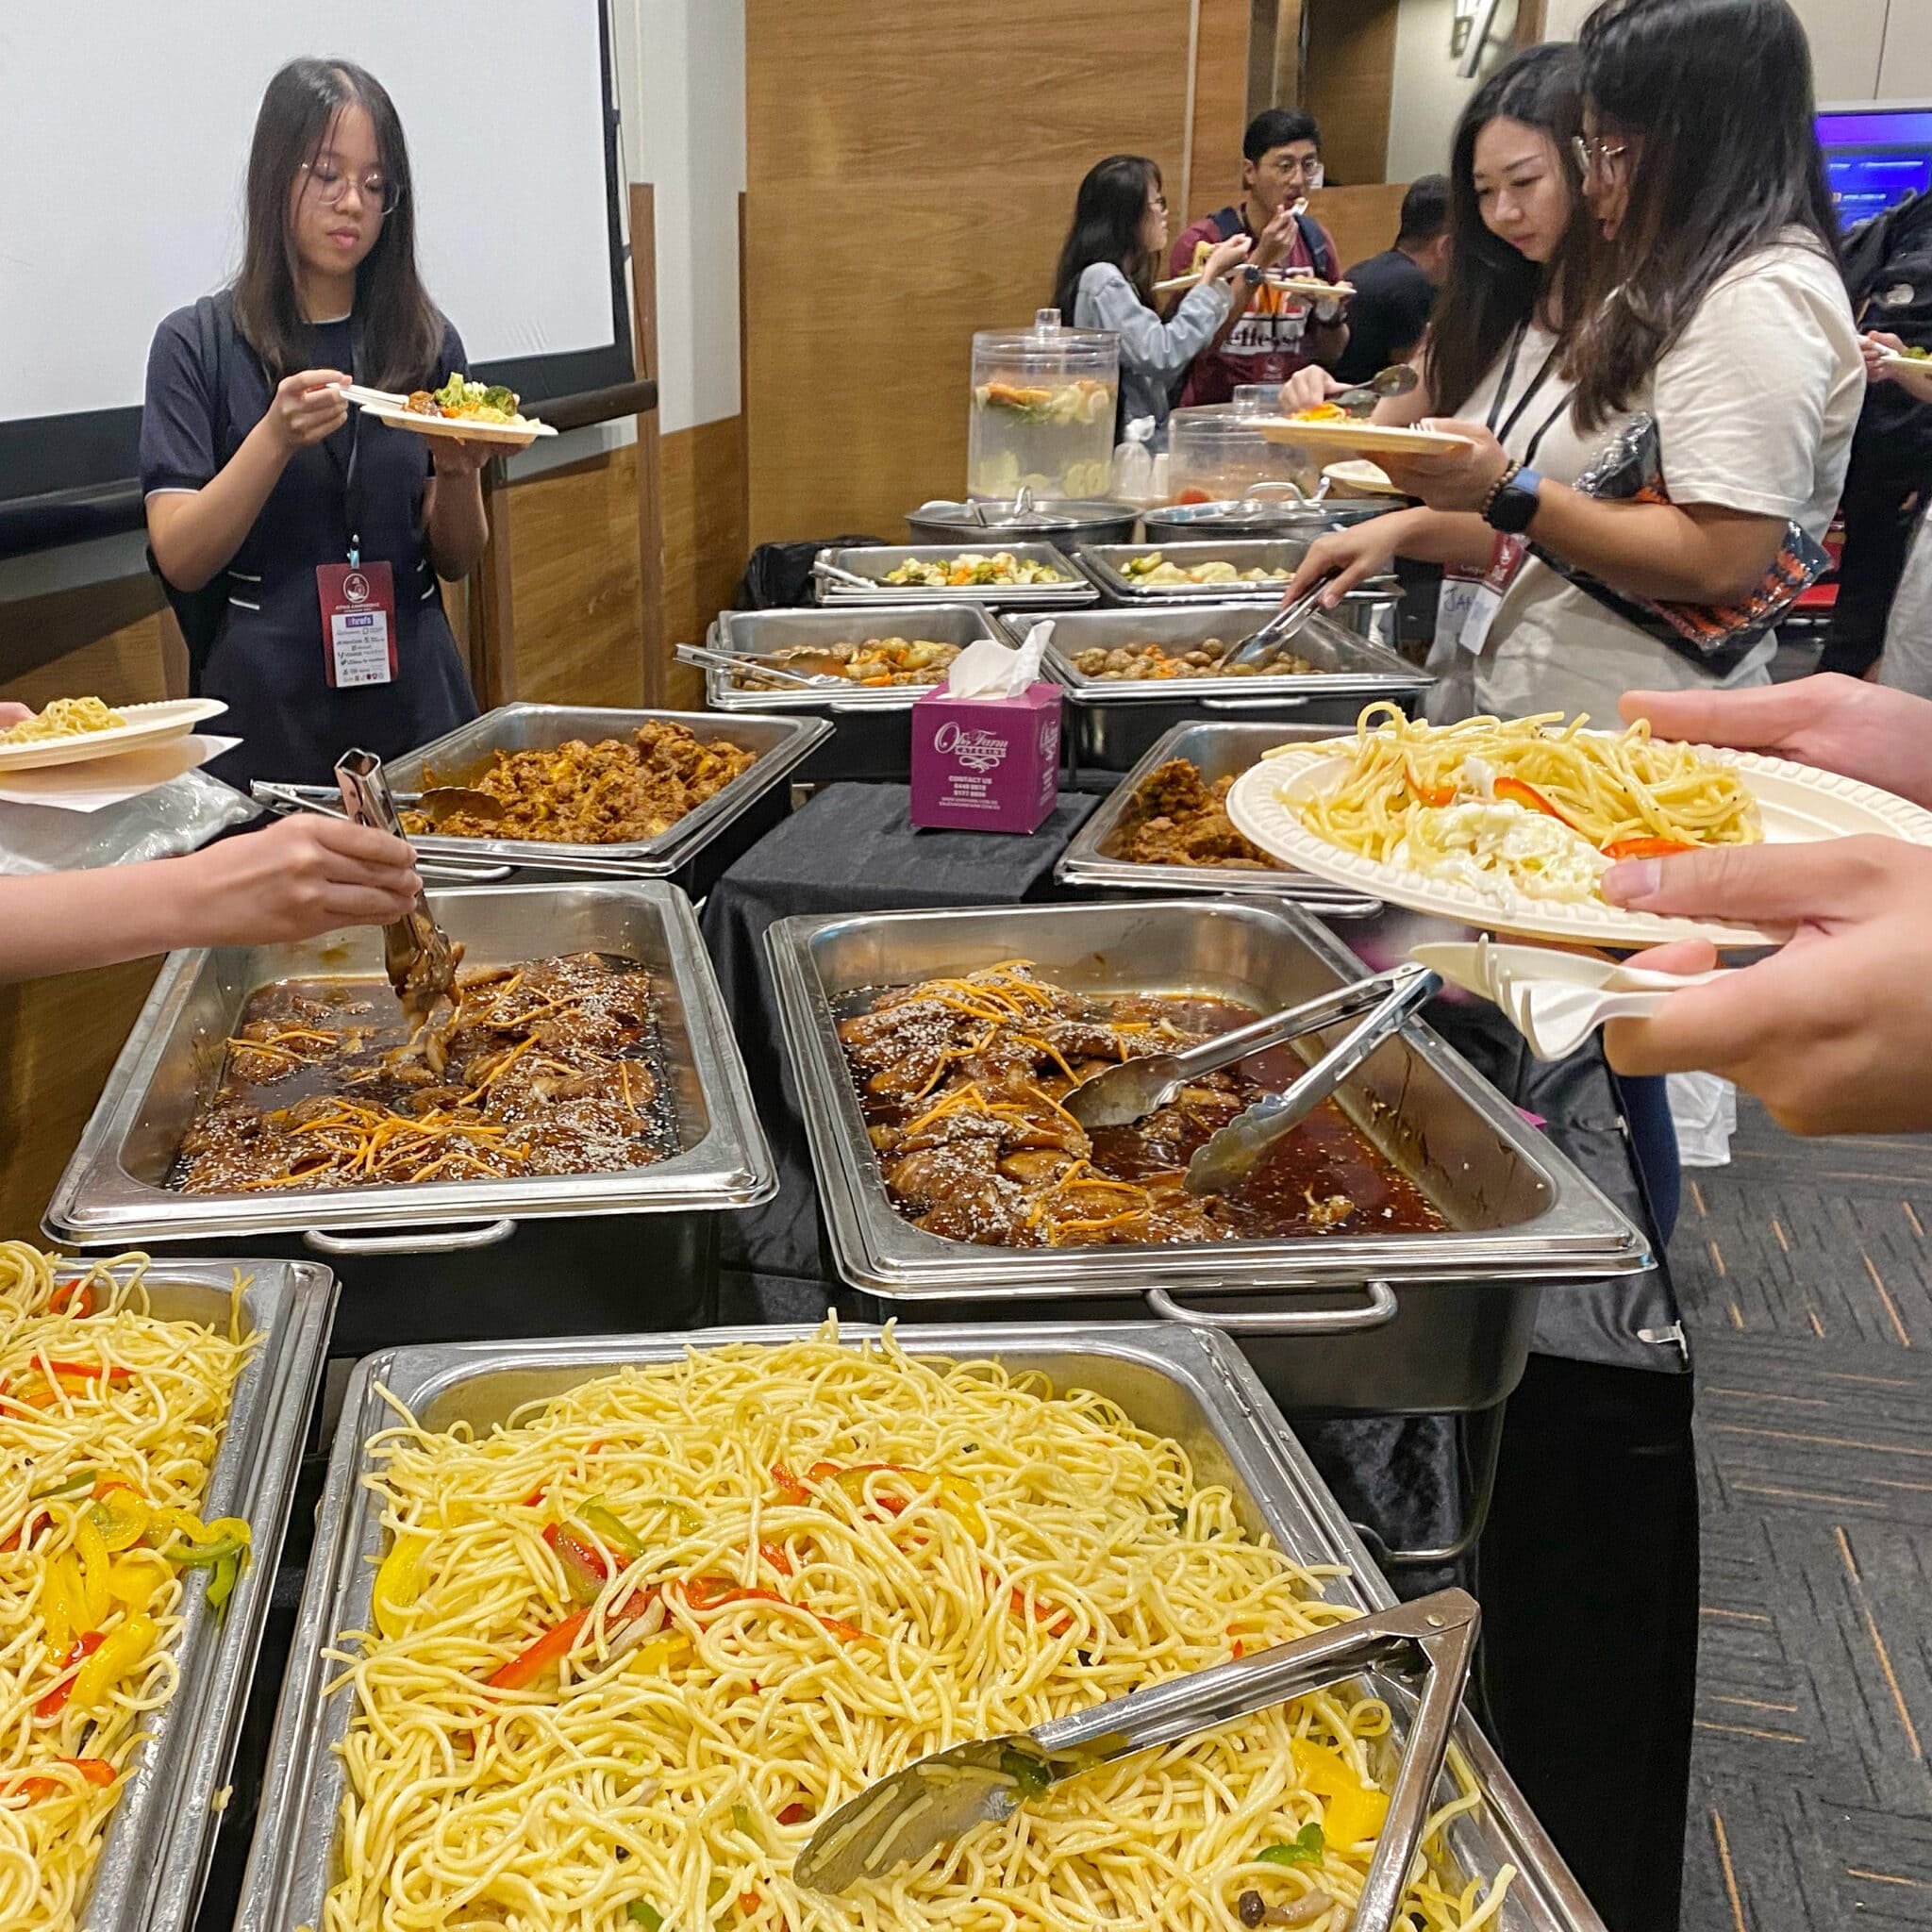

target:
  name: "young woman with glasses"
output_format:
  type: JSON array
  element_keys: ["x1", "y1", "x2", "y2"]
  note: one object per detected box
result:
[
  {"x1": 142, "y1": 58, "x2": 486, "y2": 785},
  {"x1": 1286, "y1": 0, "x2": 1861, "y2": 724}
]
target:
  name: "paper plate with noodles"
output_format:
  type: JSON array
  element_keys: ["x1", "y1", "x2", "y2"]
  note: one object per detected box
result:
[
  {"x1": 0, "y1": 696, "x2": 227, "y2": 772},
  {"x1": 1224, "y1": 704, "x2": 1932, "y2": 947}
]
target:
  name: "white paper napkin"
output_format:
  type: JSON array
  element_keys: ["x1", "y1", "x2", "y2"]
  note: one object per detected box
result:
[
  {"x1": 942, "y1": 622, "x2": 1053, "y2": 698},
  {"x1": 0, "y1": 734, "x2": 240, "y2": 814}
]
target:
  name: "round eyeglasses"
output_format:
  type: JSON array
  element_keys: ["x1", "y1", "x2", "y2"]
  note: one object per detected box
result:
[{"x1": 300, "y1": 158, "x2": 403, "y2": 217}]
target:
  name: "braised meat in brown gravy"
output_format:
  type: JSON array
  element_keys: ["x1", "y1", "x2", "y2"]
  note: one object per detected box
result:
[
  {"x1": 399, "y1": 722, "x2": 756, "y2": 843},
  {"x1": 173, "y1": 953, "x2": 677, "y2": 1193},
  {"x1": 837, "y1": 960, "x2": 1441, "y2": 1248},
  {"x1": 1112, "y1": 759, "x2": 1285, "y2": 872}
]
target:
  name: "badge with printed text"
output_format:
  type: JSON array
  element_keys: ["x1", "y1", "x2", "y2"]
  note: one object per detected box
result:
[{"x1": 316, "y1": 561, "x2": 397, "y2": 689}]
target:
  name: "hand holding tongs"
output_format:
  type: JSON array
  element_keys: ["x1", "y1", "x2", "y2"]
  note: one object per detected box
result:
[
  {"x1": 1210, "y1": 573, "x2": 1336, "y2": 673},
  {"x1": 794, "y1": 1587, "x2": 1480, "y2": 1932},
  {"x1": 335, "y1": 749, "x2": 461, "y2": 1022}
]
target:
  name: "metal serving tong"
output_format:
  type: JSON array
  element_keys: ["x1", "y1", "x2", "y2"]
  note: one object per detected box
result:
[
  {"x1": 794, "y1": 1587, "x2": 1479, "y2": 1932},
  {"x1": 1210, "y1": 573, "x2": 1338, "y2": 673},
  {"x1": 334, "y1": 749, "x2": 461, "y2": 1022},
  {"x1": 674, "y1": 642, "x2": 841, "y2": 689}
]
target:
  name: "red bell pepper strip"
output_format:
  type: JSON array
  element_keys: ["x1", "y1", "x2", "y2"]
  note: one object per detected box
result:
[
  {"x1": 758, "y1": 1541, "x2": 794, "y2": 1577},
  {"x1": 541, "y1": 1522, "x2": 613, "y2": 1606},
  {"x1": 8, "y1": 1757, "x2": 116, "y2": 1801},
  {"x1": 1404, "y1": 759, "x2": 1457, "y2": 809},
  {"x1": 40, "y1": 1362, "x2": 135, "y2": 1386},
  {"x1": 778, "y1": 1802, "x2": 810, "y2": 1825},
  {"x1": 1491, "y1": 774, "x2": 1580, "y2": 830},
  {"x1": 49, "y1": 1281, "x2": 93, "y2": 1318},
  {"x1": 675, "y1": 1576, "x2": 873, "y2": 1643},
  {"x1": 34, "y1": 1634, "x2": 105, "y2": 1718},
  {"x1": 769, "y1": 1463, "x2": 811, "y2": 1507},
  {"x1": 1600, "y1": 836, "x2": 1693, "y2": 861},
  {"x1": 486, "y1": 1607, "x2": 592, "y2": 1690},
  {"x1": 1008, "y1": 1586, "x2": 1073, "y2": 1638}
]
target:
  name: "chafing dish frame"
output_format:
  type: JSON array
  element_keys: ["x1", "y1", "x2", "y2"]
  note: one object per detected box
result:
[
  {"x1": 1075, "y1": 537, "x2": 1394, "y2": 608},
  {"x1": 813, "y1": 543, "x2": 1102, "y2": 609}
]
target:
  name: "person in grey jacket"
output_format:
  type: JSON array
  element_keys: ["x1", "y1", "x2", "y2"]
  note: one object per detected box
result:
[{"x1": 1050, "y1": 155, "x2": 1295, "y2": 445}]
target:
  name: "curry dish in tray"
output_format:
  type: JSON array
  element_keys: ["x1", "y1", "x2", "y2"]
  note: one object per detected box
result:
[
  {"x1": 398, "y1": 721, "x2": 756, "y2": 844},
  {"x1": 837, "y1": 960, "x2": 1441, "y2": 1247},
  {"x1": 1112, "y1": 758, "x2": 1287, "y2": 872},
  {"x1": 173, "y1": 953, "x2": 677, "y2": 1193}
]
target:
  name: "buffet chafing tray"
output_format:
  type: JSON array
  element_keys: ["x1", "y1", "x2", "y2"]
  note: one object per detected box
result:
[
  {"x1": 1038, "y1": 601, "x2": 1429, "y2": 770},
  {"x1": 769, "y1": 900, "x2": 1648, "y2": 1416},
  {"x1": 371, "y1": 703, "x2": 829, "y2": 894},
  {"x1": 813, "y1": 543, "x2": 1101, "y2": 609},
  {"x1": 75, "y1": 1257, "x2": 334, "y2": 1932},
  {"x1": 703, "y1": 604, "x2": 1008, "y2": 783},
  {"x1": 235, "y1": 1321, "x2": 1607, "y2": 1932},
  {"x1": 44, "y1": 885, "x2": 774, "y2": 1353},
  {"x1": 1075, "y1": 537, "x2": 1399, "y2": 617},
  {"x1": 1058, "y1": 719, "x2": 1383, "y2": 915}
]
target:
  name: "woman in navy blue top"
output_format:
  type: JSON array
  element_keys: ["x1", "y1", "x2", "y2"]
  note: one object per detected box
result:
[{"x1": 142, "y1": 58, "x2": 484, "y2": 787}]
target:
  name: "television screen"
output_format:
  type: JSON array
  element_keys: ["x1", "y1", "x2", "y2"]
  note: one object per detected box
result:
[{"x1": 1817, "y1": 106, "x2": 1932, "y2": 227}]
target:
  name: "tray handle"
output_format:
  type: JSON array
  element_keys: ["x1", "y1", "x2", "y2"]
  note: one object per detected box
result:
[
  {"x1": 1198, "y1": 692, "x2": 1319, "y2": 711},
  {"x1": 302, "y1": 1218, "x2": 518, "y2": 1257},
  {"x1": 1145, "y1": 1279, "x2": 1397, "y2": 1334}
]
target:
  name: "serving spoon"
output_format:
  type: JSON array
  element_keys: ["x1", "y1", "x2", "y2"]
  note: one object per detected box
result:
[{"x1": 1331, "y1": 364, "x2": 1421, "y2": 418}]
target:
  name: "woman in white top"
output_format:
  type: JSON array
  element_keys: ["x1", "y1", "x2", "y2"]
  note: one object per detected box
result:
[
  {"x1": 1287, "y1": 0, "x2": 1862, "y2": 724},
  {"x1": 1049, "y1": 156, "x2": 1296, "y2": 445}
]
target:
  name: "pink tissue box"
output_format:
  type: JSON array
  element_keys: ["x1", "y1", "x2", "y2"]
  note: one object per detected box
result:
[{"x1": 908, "y1": 680, "x2": 1062, "y2": 834}]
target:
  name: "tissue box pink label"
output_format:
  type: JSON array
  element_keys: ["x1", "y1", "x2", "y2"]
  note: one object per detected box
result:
[{"x1": 909, "y1": 681, "x2": 1061, "y2": 833}]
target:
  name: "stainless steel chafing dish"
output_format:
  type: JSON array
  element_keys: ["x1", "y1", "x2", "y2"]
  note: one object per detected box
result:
[
  {"x1": 1058, "y1": 719, "x2": 1383, "y2": 915},
  {"x1": 769, "y1": 900, "x2": 1648, "y2": 1417},
  {"x1": 907, "y1": 494, "x2": 1141, "y2": 550},
  {"x1": 813, "y1": 543, "x2": 1101, "y2": 609},
  {"x1": 69, "y1": 1257, "x2": 333, "y2": 1932},
  {"x1": 43, "y1": 883, "x2": 774, "y2": 1356},
  {"x1": 1033, "y1": 602, "x2": 1428, "y2": 772},
  {"x1": 701, "y1": 604, "x2": 1008, "y2": 784},
  {"x1": 235, "y1": 1322, "x2": 1607, "y2": 1932},
  {"x1": 1075, "y1": 538, "x2": 1399, "y2": 619},
  {"x1": 1139, "y1": 489, "x2": 1394, "y2": 545},
  {"x1": 360, "y1": 704, "x2": 828, "y2": 895}
]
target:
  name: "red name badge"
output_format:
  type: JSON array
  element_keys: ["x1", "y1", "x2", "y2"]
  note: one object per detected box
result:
[{"x1": 316, "y1": 561, "x2": 397, "y2": 689}]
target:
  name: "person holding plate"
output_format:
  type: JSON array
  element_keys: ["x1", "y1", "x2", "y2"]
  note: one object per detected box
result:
[
  {"x1": 1283, "y1": 0, "x2": 1862, "y2": 725},
  {"x1": 142, "y1": 58, "x2": 487, "y2": 788}
]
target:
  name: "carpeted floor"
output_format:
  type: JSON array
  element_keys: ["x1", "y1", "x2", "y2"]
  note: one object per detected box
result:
[{"x1": 1673, "y1": 1099, "x2": 1932, "y2": 1929}]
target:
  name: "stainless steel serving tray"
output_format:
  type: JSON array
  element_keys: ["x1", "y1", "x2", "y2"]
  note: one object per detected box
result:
[
  {"x1": 703, "y1": 604, "x2": 1008, "y2": 713},
  {"x1": 1058, "y1": 719, "x2": 1384, "y2": 916},
  {"x1": 44, "y1": 882, "x2": 775, "y2": 1248},
  {"x1": 235, "y1": 1322, "x2": 1605, "y2": 1932},
  {"x1": 770, "y1": 899, "x2": 1647, "y2": 1304},
  {"x1": 371, "y1": 704, "x2": 829, "y2": 878},
  {"x1": 75, "y1": 1257, "x2": 334, "y2": 1932},
  {"x1": 814, "y1": 543, "x2": 1101, "y2": 608},
  {"x1": 1076, "y1": 538, "x2": 1396, "y2": 606}
]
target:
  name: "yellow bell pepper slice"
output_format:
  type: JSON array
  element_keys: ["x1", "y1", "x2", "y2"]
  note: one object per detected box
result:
[
  {"x1": 88, "y1": 1486, "x2": 153, "y2": 1554},
  {"x1": 73, "y1": 1516, "x2": 112, "y2": 1631},
  {"x1": 1291, "y1": 1738, "x2": 1390, "y2": 1846},
  {"x1": 72, "y1": 1614, "x2": 156, "y2": 1710},
  {"x1": 41, "y1": 1555, "x2": 88, "y2": 1654},
  {"x1": 625, "y1": 1634, "x2": 691, "y2": 1675},
  {"x1": 106, "y1": 1552, "x2": 171, "y2": 1610},
  {"x1": 372, "y1": 1531, "x2": 430, "y2": 1641}
]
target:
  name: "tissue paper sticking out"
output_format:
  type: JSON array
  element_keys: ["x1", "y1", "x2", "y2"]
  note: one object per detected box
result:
[{"x1": 942, "y1": 621, "x2": 1054, "y2": 700}]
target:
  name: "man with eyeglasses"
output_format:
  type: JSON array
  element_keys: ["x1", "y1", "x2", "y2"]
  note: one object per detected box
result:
[{"x1": 1168, "y1": 108, "x2": 1349, "y2": 409}]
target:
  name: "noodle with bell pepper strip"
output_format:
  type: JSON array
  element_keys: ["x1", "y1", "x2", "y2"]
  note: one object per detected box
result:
[
  {"x1": 0, "y1": 1243, "x2": 253, "y2": 1932},
  {"x1": 320, "y1": 1325, "x2": 1512, "y2": 1932}
]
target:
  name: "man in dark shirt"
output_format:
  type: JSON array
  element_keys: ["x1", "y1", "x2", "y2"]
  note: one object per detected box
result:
[{"x1": 1332, "y1": 175, "x2": 1451, "y2": 384}]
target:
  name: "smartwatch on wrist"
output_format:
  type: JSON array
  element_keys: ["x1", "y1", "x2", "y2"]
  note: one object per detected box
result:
[
  {"x1": 1241, "y1": 263, "x2": 1265, "y2": 287},
  {"x1": 1484, "y1": 464, "x2": 1543, "y2": 535}
]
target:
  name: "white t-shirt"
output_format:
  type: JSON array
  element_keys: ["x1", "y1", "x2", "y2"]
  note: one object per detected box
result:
[{"x1": 1467, "y1": 235, "x2": 1864, "y2": 723}]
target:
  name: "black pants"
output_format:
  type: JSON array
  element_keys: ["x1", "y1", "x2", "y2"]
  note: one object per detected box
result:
[
  {"x1": 1821, "y1": 487, "x2": 1922, "y2": 677},
  {"x1": 1474, "y1": 1355, "x2": 1700, "y2": 1932}
]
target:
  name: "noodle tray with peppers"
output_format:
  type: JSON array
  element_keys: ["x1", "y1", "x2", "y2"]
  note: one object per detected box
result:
[
  {"x1": 235, "y1": 1320, "x2": 1610, "y2": 1932},
  {"x1": 0, "y1": 1247, "x2": 331, "y2": 1932},
  {"x1": 769, "y1": 899, "x2": 1646, "y2": 1418},
  {"x1": 362, "y1": 705, "x2": 829, "y2": 890},
  {"x1": 44, "y1": 883, "x2": 774, "y2": 1260}
]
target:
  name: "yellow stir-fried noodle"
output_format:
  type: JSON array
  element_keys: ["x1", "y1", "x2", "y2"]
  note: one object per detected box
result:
[
  {"x1": 0, "y1": 1242, "x2": 252, "y2": 1932},
  {"x1": 1281, "y1": 701, "x2": 1763, "y2": 863},
  {"x1": 327, "y1": 1328, "x2": 1514, "y2": 1932},
  {"x1": 0, "y1": 697, "x2": 127, "y2": 745}
]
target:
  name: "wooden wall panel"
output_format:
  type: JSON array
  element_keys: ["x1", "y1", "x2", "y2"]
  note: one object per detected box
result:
[
  {"x1": 745, "y1": 0, "x2": 1200, "y2": 542},
  {"x1": 1307, "y1": 181, "x2": 1410, "y2": 280},
  {"x1": 661, "y1": 415, "x2": 748, "y2": 712},
  {"x1": 1191, "y1": 1, "x2": 1256, "y2": 225},
  {"x1": 1303, "y1": 0, "x2": 1400, "y2": 187}
]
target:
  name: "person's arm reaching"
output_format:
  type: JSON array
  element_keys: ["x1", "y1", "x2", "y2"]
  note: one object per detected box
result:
[
  {"x1": 1279, "y1": 504, "x2": 1495, "y2": 605},
  {"x1": 0, "y1": 814, "x2": 420, "y2": 983}
]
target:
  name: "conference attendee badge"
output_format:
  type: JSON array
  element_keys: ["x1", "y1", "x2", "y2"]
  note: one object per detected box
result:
[
  {"x1": 1457, "y1": 534, "x2": 1529, "y2": 657},
  {"x1": 1435, "y1": 567, "x2": 1484, "y2": 659},
  {"x1": 316, "y1": 560, "x2": 397, "y2": 689}
]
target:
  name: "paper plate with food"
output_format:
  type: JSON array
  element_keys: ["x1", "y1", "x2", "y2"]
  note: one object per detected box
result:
[
  {"x1": 0, "y1": 695, "x2": 229, "y2": 772},
  {"x1": 1224, "y1": 702, "x2": 1932, "y2": 946},
  {"x1": 348, "y1": 375, "x2": 557, "y2": 449},
  {"x1": 1876, "y1": 344, "x2": 1932, "y2": 402},
  {"x1": 1323, "y1": 458, "x2": 1407, "y2": 497},
  {"x1": 1257, "y1": 407, "x2": 1473, "y2": 457}
]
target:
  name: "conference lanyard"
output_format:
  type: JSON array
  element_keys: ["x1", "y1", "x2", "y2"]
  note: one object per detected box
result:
[{"x1": 313, "y1": 313, "x2": 397, "y2": 689}]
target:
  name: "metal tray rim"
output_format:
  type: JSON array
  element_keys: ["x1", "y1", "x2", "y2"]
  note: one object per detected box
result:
[
  {"x1": 235, "y1": 1320, "x2": 1605, "y2": 1932},
  {"x1": 816, "y1": 544, "x2": 1102, "y2": 608},
  {"x1": 43, "y1": 882, "x2": 777, "y2": 1248},
  {"x1": 703, "y1": 605, "x2": 1008, "y2": 714}
]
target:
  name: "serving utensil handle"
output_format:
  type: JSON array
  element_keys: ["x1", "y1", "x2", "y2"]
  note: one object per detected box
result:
[
  {"x1": 1157, "y1": 965, "x2": 1428, "y2": 1087},
  {"x1": 1144, "y1": 1279, "x2": 1398, "y2": 1334}
]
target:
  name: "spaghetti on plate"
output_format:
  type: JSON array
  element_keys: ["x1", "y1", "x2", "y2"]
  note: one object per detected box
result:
[{"x1": 325, "y1": 1328, "x2": 1511, "y2": 1932}]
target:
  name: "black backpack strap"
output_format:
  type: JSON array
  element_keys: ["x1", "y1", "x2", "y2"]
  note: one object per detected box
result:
[{"x1": 1294, "y1": 211, "x2": 1338, "y2": 284}]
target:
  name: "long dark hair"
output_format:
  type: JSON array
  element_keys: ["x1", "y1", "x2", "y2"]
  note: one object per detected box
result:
[
  {"x1": 1052, "y1": 156, "x2": 1162, "y2": 321},
  {"x1": 230, "y1": 58, "x2": 444, "y2": 391},
  {"x1": 1571, "y1": 0, "x2": 1840, "y2": 428},
  {"x1": 1424, "y1": 44, "x2": 1591, "y2": 417}
]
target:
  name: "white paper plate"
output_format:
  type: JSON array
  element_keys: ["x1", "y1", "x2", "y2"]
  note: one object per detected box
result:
[
  {"x1": 1323, "y1": 459, "x2": 1406, "y2": 497},
  {"x1": 1152, "y1": 271, "x2": 1355, "y2": 298},
  {"x1": 1224, "y1": 741, "x2": 1932, "y2": 947},
  {"x1": 1255, "y1": 417, "x2": 1473, "y2": 456},
  {"x1": 1877, "y1": 349, "x2": 1932, "y2": 400},
  {"x1": 0, "y1": 698, "x2": 229, "y2": 773},
  {"x1": 355, "y1": 398, "x2": 557, "y2": 450}
]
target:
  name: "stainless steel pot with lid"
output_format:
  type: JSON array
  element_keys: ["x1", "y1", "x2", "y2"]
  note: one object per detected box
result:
[{"x1": 908, "y1": 486, "x2": 1140, "y2": 550}]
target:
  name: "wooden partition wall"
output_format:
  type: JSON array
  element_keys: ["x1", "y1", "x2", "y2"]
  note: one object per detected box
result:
[{"x1": 743, "y1": 0, "x2": 1252, "y2": 543}]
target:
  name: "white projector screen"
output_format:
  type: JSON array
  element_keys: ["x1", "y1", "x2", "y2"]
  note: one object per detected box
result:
[{"x1": 0, "y1": 0, "x2": 629, "y2": 519}]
